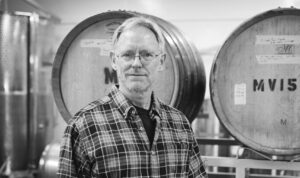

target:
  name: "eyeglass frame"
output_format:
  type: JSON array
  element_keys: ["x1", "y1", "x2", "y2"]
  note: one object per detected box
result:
[{"x1": 114, "y1": 50, "x2": 164, "y2": 64}]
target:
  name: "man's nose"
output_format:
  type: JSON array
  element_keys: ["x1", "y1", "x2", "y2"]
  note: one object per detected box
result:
[{"x1": 132, "y1": 55, "x2": 143, "y2": 67}]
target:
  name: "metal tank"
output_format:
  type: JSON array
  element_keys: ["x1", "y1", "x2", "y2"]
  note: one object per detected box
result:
[
  {"x1": 0, "y1": 12, "x2": 29, "y2": 172},
  {"x1": 0, "y1": 11, "x2": 57, "y2": 176}
]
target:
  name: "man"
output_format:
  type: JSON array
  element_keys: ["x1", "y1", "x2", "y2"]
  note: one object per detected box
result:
[{"x1": 58, "y1": 16, "x2": 207, "y2": 177}]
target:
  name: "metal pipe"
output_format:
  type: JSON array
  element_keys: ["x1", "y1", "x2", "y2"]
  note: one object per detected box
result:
[
  {"x1": 22, "y1": 0, "x2": 60, "y2": 22},
  {"x1": 27, "y1": 13, "x2": 39, "y2": 170}
]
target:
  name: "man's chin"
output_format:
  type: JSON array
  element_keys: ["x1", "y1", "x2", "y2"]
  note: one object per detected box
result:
[{"x1": 128, "y1": 84, "x2": 150, "y2": 94}]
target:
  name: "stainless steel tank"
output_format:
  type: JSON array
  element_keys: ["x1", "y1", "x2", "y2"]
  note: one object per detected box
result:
[
  {"x1": 0, "y1": 12, "x2": 29, "y2": 171},
  {"x1": 0, "y1": 11, "x2": 56, "y2": 175}
]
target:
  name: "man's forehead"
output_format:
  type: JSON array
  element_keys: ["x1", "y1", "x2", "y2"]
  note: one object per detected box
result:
[
  {"x1": 115, "y1": 28, "x2": 159, "y2": 50},
  {"x1": 120, "y1": 26, "x2": 156, "y2": 38},
  {"x1": 116, "y1": 44, "x2": 159, "y2": 52}
]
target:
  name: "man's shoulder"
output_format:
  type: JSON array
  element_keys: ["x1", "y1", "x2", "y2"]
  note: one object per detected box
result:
[
  {"x1": 77, "y1": 95, "x2": 113, "y2": 113},
  {"x1": 69, "y1": 95, "x2": 115, "y2": 125},
  {"x1": 158, "y1": 101, "x2": 191, "y2": 123},
  {"x1": 159, "y1": 101, "x2": 185, "y2": 116},
  {"x1": 158, "y1": 102, "x2": 193, "y2": 135}
]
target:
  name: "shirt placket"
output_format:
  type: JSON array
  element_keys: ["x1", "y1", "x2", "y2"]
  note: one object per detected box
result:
[
  {"x1": 150, "y1": 115, "x2": 161, "y2": 177},
  {"x1": 132, "y1": 112, "x2": 161, "y2": 177},
  {"x1": 133, "y1": 113, "x2": 154, "y2": 177},
  {"x1": 133, "y1": 113, "x2": 151, "y2": 150}
]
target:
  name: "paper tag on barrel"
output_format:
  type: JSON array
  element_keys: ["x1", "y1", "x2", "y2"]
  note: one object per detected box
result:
[{"x1": 255, "y1": 35, "x2": 300, "y2": 64}]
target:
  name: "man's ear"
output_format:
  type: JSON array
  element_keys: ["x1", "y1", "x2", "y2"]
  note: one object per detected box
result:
[
  {"x1": 158, "y1": 53, "x2": 166, "y2": 71},
  {"x1": 160, "y1": 53, "x2": 166, "y2": 65},
  {"x1": 110, "y1": 51, "x2": 117, "y2": 70}
]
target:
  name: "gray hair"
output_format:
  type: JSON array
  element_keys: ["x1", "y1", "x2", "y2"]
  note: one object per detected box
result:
[{"x1": 111, "y1": 16, "x2": 165, "y2": 52}]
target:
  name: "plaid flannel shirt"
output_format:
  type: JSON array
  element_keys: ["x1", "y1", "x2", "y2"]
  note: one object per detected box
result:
[{"x1": 58, "y1": 86, "x2": 207, "y2": 178}]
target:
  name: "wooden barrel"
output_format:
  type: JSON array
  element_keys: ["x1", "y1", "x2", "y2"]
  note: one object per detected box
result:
[
  {"x1": 210, "y1": 8, "x2": 300, "y2": 155},
  {"x1": 52, "y1": 11, "x2": 206, "y2": 123}
]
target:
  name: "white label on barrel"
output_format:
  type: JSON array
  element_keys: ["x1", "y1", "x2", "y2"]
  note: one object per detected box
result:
[
  {"x1": 255, "y1": 35, "x2": 300, "y2": 64},
  {"x1": 234, "y1": 83, "x2": 246, "y2": 105},
  {"x1": 80, "y1": 39, "x2": 112, "y2": 56}
]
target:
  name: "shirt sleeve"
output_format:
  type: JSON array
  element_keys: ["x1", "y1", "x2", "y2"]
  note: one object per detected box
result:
[
  {"x1": 188, "y1": 137, "x2": 208, "y2": 178},
  {"x1": 57, "y1": 122, "x2": 91, "y2": 178}
]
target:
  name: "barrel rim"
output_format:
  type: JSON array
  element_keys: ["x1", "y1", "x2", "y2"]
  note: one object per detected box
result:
[
  {"x1": 156, "y1": 17, "x2": 206, "y2": 119},
  {"x1": 210, "y1": 7, "x2": 300, "y2": 155},
  {"x1": 153, "y1": 17, "x2": 195, "y2": 116}
]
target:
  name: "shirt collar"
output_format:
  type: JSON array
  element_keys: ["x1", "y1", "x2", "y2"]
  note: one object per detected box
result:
[{"x1": 108, "y1": 85, "x2": 162, "y2": 120}]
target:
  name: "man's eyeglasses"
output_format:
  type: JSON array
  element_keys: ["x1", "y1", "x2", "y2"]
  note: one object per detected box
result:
[{"x1": 115, "y1": 50, "x2": 162, "y2": 63}]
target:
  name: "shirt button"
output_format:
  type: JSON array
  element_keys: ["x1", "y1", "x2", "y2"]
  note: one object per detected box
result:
[
  {"x1": 139, "y1": 127, "x2": 143, "y2": 131},
  {"x1": 151, "y1": 151, "x2": 156, "y2": 155}
]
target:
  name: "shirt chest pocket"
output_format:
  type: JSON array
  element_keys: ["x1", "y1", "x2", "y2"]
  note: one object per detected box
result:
[
  {"x1": 92, "y1": 130, "x2": 148, "y2": 174},
  {"x1": 164, "y1": 132, "x2": 191, "y2": 164},
  {"x1": 93, "y1": 143, "x2": 149, "y2": 177}
]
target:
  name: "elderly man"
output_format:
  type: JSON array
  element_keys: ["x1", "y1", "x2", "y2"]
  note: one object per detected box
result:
[{"x1": 58, "y1": 16, "x2": 207, "y2": 178}]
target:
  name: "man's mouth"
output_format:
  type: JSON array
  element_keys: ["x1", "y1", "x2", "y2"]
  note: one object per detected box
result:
[{"x1": 126, "y1": 73, "x2": 147, "y2": 76}]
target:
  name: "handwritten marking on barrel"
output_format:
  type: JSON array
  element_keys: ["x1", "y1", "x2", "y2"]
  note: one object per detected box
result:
[
  {"x1": 234, "y1": 83, "x2": 246, "y2": 105},
  {"x1": 80, "y1": 39, "x2": 112, "y2": 56},
  {"x1": 276, "y1": 44, "x2": 295, "y2": 55},
  {"x1": 256, "y1": 35, "x2": 300, "y2": 45},
  {"x1": 253, "y1": 78, "x2": 297, "y2": 92}
]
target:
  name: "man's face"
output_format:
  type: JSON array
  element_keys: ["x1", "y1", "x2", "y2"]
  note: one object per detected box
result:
[{"x1": 112, "y1": 26, "x2": 164, "y2": 95}]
